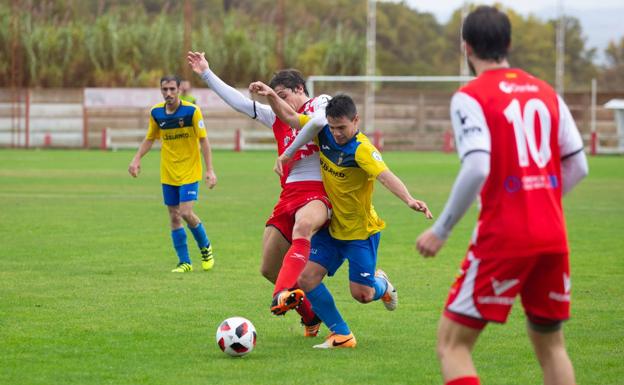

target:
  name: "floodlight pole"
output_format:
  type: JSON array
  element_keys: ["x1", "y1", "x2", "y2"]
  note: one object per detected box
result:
[
  {"x1": 555, "y1": 0, "x2": 565, "y2": 95},
  {"x1": 365, "y1": 0, "x2": 376, "y2": 134}
]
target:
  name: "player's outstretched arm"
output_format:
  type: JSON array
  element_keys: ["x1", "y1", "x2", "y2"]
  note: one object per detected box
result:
[
  {"x1": 416, "y1": 151, "x2": 489, "y2": 257},
  {"x1": 187, "y1": 51, "x2": 275, "y2": 127},
  {"x1": 128, "y1": 138, "x2": 154, "y2": 177},
  {"x1": 249, "y1": 81, "x2": 300, "y2": 129},
  {"x1": 376, "y1": 169, "x2": 433, "y2": 219}
]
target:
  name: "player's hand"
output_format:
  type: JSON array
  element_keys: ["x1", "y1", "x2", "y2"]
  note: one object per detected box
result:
[
  {"x1": 416, "y1": 228, "x2": 445, "y2": 257},
  {"x1": 205, "y1": 169, "x2": 217, "y2": 189},
  {"x1": 249, "y1": 81, "x2": 273, "y2": 97},
  {"x1": 408, "y1": 199, "x2": 433, "y2": 219},
  {"x1": 274, "y1": 154, "x2": 290, "y2": 177},
  {"x1": 128, "y1": 160, "x2": 140, "y2": 177},
  {"x1": 187, "y1": 51, "x2": 209, "y2": 74}
]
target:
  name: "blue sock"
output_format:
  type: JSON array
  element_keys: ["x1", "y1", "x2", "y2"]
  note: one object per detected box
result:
[
  {"x1": 306, "y1": 283, "x2": 350, "y2": 335},
  {"x1": 189, "y1": 222, "x2": 210, "y2": 249},
  {"x1": 372, "y1": 276, "x2": 388, "y2": 301},
  {"x1": 171, "y1": 228, "x2": 191, "y2": 264}
]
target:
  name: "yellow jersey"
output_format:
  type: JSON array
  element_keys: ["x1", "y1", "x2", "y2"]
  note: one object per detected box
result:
[
  {"x1": 300, "y1": 114, "x2": 387, "y2": 240},
  {"x1": 146, "y1": 100, "x2": 207, "y2": 185}
]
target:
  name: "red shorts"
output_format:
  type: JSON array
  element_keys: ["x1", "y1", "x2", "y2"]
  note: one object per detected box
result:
[
  {"x1": 444, "y1": 251, "x2": 571, "y2": 329},
  {"x1": 266, "y1": 181, "x2": 331, "y2": 242}
]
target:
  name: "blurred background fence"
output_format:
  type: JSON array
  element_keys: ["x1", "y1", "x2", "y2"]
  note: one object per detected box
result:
[{"x1": 1, "y1": 86, "x2": 622, "y2": 153}]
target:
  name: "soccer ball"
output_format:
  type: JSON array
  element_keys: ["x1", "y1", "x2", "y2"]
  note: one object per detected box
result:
[{"x1": 216, "y1": 317, "x2": 257, "y2": 357}]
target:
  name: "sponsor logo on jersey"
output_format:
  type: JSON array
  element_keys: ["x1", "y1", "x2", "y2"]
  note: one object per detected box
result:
[
  {"x1": 499, "y1": 81, "x2": 539, "y2": 94},
  {"x1": 455, "y1": 110, "x2": 482, "y2": 143},
  {"x1": 504, "y1": 175, "x2": 559, "y2": 193},
  {"x1": 456, "y1": 110, "x2": 468, "y2": 125},
  {"x1": 163, "y1": 132, "x2": 190, "y2": 140},
  {"x1": 320, "y1": 158, "x2": 346, "y2": 179}
]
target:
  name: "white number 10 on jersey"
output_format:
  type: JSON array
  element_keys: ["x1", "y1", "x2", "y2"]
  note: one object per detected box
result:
[{"x1": 504, "y1": 98, "x2": 552, "y2": 168}]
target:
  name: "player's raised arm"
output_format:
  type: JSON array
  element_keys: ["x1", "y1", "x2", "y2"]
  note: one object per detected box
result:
[
  {"x1": 248, "y1": 81, "x2": 301, "y2": 129},
  {"x1": 187, "y1": 51, "x2": 275, "y2": 127}
]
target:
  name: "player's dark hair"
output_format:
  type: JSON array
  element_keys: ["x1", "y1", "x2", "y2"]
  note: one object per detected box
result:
[
  {"x1": 160, "y1": 75, "x2": 181, "y2": 87},
  {"x1": 325, "y1": 94, "x2": 357, "y2": 121},
  {"x1": 462, "y1": 6, "x2": 511, "y2": 62},
  {"x1": 269, "y1": 69, "x2": 309, "y2": 96}
]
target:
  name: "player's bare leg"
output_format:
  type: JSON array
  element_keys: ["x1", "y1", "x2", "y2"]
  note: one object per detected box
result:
[
  {"x1": 436, "y1": 315, "x2": 481, "y2": 383},
  {"x1": 527, "y1": 325, "x2": 576, "y2": 385},
  {"x1": 271, "y1": 200, "x2": 328, "y2": 327},
  {"x1": 179, "y1": 200, "x2": 200, "y2": 228},
  {"x1": 261, "y1": 226, "x2": 290, "y2": 283}
]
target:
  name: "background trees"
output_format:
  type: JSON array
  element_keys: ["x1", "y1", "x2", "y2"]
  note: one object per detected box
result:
[{"x1": 1, "y1": 0, "x2": 620, "y2": 90}]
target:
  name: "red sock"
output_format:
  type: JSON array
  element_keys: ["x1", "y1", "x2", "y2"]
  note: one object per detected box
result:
[
  {"x1": 273, "y1": 238, "x2": 310, "y2": 295},
  {"x1": 446, "y1": 376, "x2": 480, "y2": 385},
  {"x1": 296, "y1": 297, "x2": 317, "y2": 325}
]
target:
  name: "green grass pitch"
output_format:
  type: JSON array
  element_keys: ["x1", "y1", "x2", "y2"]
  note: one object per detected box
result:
[{"x1": 0, "y1": 149, "x2": 622, "y2": 385}]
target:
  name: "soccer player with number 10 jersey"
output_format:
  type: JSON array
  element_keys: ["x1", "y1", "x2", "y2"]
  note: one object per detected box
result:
[{"x1": 416, "y1": 6, "x2": 589, "y2": 385}]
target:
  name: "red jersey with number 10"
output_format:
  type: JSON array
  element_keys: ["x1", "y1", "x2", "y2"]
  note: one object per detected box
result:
[{"x1": 450, "y1": 68, "x2": 584, "y2": 259}]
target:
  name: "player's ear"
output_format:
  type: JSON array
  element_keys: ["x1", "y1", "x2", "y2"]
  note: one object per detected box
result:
[{"x1": 463, "y1": 41, "x2": 473, "y2": 57}]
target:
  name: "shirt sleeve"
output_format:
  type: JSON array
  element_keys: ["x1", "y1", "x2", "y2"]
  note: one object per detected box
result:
[
  {"x1": 355, "y1": 141, "x2": 388, "y2": 178},
  {"x1": 200, "y1": 69, "x2": 276, "y2": 128},
  {"x1": 193, "y1": 106, "x2": 207, "y2": 139},
  {"x1": 146, "y1": 111, "x2": 160, "y2": 140},
  {"x1": 557, "y1": 95, "x2": 584, "y2": 159},
  {"x1": 450, "y1": 92, "x2": 491, "y2": 160},
  {"x1": 283, "y1": 113, "x2": 324, "y2": 157},
  {"x1": 308, "y1": 94, "x2": 331, "y2": 113},
  {"x1": 431, "y1": 151, "x2": 490, "y2": 240}
]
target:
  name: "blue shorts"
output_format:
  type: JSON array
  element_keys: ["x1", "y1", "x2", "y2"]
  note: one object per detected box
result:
[
  {"x1": 162, "y1": 182, "x2": 199, "y2": 206},
  {"x1": 309, "y1": 227, "x2": 381, "y2": 287}
]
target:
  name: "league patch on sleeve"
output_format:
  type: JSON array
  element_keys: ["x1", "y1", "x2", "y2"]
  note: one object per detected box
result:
[
  {"x1": 198, "y1": 120, "x2": 205, "y2": 129},
  {"x1": 372, "y1": 151, "x2": 383, "y2": 161}
]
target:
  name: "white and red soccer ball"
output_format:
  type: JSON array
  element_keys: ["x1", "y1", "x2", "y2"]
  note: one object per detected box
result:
[{"x1": 216, "y1": 317, "x2": 257, "y2": 357}]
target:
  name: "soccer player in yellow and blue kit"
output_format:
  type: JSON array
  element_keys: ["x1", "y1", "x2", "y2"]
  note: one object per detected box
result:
[
  {"x1": 261, "y1": 91, "x2": 433, "y2": 349},
  {"x1": 128, "y1": 75, "x2": 217, "y2": 273}
]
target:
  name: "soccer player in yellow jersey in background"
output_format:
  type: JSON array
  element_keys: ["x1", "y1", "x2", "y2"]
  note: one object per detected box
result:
[
  {"x1": 251, "y1": 83, "x2": 433, "y2": 348},
  {"x1": 129, "y1": 75, "x2": 217, "y2": 272}
]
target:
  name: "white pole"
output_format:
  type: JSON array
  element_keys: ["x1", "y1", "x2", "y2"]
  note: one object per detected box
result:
[
  {"x1": 590, "y1": 78, "x2": 597, "y2": 155},
  {"x1": 555, "y1": 0, "x2": 565, "y2": 95},
  {"x1": 365, "y1": 0, "x2": 376, "y2": 133}
]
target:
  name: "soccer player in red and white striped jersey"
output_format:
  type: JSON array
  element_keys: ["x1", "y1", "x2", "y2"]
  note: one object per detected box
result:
[
  {"x1": 187, "y1": 52, "x2": 330, "y2": 336},
  {"x1": 416, "y1": 7, "x2": 588, "y2": 385}
]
